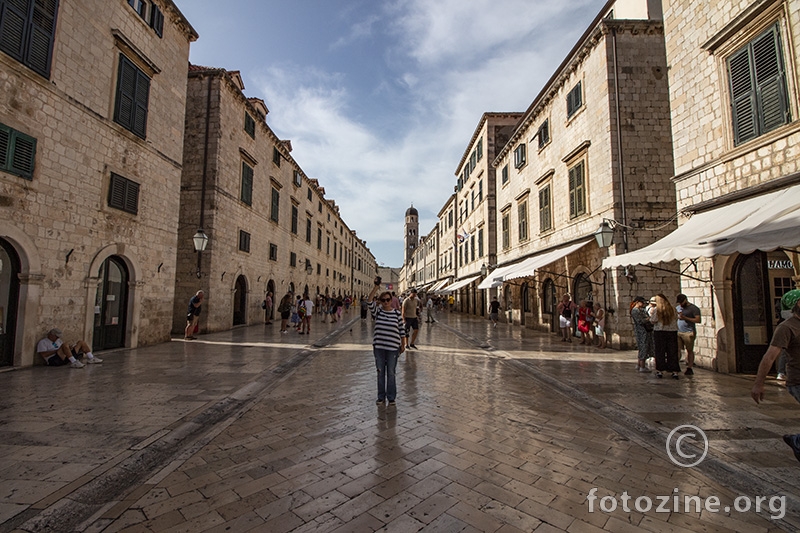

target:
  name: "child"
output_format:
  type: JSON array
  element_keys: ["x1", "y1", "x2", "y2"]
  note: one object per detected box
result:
[{"x1": 593, "y1": 302, "x2": 606, "y2": 348}]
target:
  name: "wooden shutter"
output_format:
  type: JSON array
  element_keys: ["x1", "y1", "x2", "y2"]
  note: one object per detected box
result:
[
  {"x1": 729, "y1": 47, "x2": 757, "y2": 144},
  {"x1": 11, "y1": 130, "x2": 36, "y2": 177},
  {"x1": 271, "y1": 188, "x2": 279, "y2": 221},
  {"x1": 0, "y1": 0, "x2": 29, "y2": 63},
  {"x1": 240, "y1": 162, "x2": 253, "y2": 205},
  {"x1": 108, "y1": 173, "x2": 139, "y2": 214},
  {"x1": 132, "y1": 69, "x2": 149, "y2": 138},
  {"x1": 149, "y1": 4, "x2": 163, "y2": 37},
  {"x1": 0, "y1": 125, "x2": 8, "y2": 169},
  {"x1": 753, "y1": 24, "x2": 789, "y2": 134},
  {"x1": 569, "y1": 164, "x2": 586, "y2": 218},
  {"x1": 28, "y1": 0, "x2": 57, "y2": 77},
  {"x1": 114, "y1": 55, "x2": 149, "y2": 138}
]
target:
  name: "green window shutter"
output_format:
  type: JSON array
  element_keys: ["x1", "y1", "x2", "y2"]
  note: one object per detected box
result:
[
  {"x1": 729, "y1": 47, "x2": 757, "y2": 145},
  {"x1": 114, "y1": 55, "x2": 149, "y2": 138},
  {"x1": 149, "y1": 4, "x2": 163, "y2": 37},
  {"x1": 133, "y1": 69, "x2": 149, "y2": 138},
  {"x1": 240, "y1": 162, "x2": 253, "y2": 205},
  {"x1": 271, "y1": 188, "x2": 279, "y2": 222},
  {"x1": 28, "y1": 0, "x2": 58, "y2": 77},
  {"x1": 0, "y1": 0, "x2": 29, "y2": 64},
  {"x1": 108, "y1": 173, "x2": 138, "y2": 214},
  {"x1": 0, "y1": 125, "x2": 9, "y2": 169},
  {"x1": 753, "y1": 24, "x2": 789, "y2": 134},
  {"x1": 0, "y1": 126, "x2": 37, "y2": 180}
]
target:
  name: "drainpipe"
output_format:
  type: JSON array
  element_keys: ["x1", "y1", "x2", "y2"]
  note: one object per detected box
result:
[
  {"x1": 611, "y1": 27, "x2": 629, "y2": 253},
  {"x1": 197, "y1": 75, "x2": 212, "y2": 277}
]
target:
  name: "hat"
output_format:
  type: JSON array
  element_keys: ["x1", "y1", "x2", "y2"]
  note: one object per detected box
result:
[
  {"x1": 781, "y1": 290, "x2": 800, "y2": 311},
  {"x1": 633, "y1": 296, "x2": 646, "y2": 304},
  {"x1": 49, "y1": 328, "x2": 62, "y2": 337},
  {"x1": 649, "y1": 297, "x2": 657, "y2": 304}
]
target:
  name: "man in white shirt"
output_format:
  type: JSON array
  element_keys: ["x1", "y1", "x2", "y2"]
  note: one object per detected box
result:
[
  {"x1": 299, "y1": 294, "x2": 315, "y2": 335},
  {"x1": 37, "y1": 328, "x2": 102, "y2": 368}
]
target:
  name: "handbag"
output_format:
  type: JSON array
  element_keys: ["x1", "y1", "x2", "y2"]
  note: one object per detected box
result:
[{"x1": 577, "y1": 319, "x2": 589, "y2": 333}]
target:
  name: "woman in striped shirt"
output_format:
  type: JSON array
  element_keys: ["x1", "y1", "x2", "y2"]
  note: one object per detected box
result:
[{"x1": 368, "y1": 277, "x2": 406, "y2": 406}]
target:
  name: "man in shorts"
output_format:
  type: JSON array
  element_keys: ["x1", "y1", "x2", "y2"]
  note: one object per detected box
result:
[
  {"x1": 402, "y1": 288, "x2": 420, "y2": 349},
  {"x1": 752, "y1": 289, "x2": 800, "y2": 463},
  {"x1": 37, "y1": 328, "x2": 102, "y2": 368},
  {"x1": 676, "y1": 293, "x2": 701, "y2": 375}
]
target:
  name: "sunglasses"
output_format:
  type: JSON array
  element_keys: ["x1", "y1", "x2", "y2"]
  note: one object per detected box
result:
[{"x1": 380, "y1": 298, "x2": 391, "y2": 302}]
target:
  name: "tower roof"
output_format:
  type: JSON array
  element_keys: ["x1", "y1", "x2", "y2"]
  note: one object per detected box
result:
[{"x1": 405, "y1": 205, "x2": 418, "y2": 217}]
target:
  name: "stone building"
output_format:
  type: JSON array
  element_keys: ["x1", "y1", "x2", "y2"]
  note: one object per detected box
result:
[
  {"x1": 480, "y1": 0, "x2": 676, "y2": 347},
  {"x1": 175, "y1": 66, "x2": 376, "y2": 334},
  {"x1": 0, "y1": 0, "x2": 196, "y2": 366},
  {"x1": 605, "y1": 0, "x2": 800, "y2": 372},
  {"x1": 447, "y1": 113, "x2": 521, "y2": 316},
  {"x1": 429, "y1": 195, "x2": 456, "y2": 294}
]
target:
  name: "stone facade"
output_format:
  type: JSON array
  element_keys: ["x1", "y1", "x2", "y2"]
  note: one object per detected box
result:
[
  {"x1": 0, "y1": 0, "x2": 196, "y2": 366},
  {"x1": 490, "y1": 9, "x2": 676, "y2": 347},
  {"x1": 175, "y1": 67, "x2": 377, "y2": 334},
  {"x1": 661, "y1": 0, "x2": 800, "y2": 372}
]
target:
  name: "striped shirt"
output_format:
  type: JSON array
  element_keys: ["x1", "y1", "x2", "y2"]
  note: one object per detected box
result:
[{"x1": 369, "y1": 301, "x2": 406, "y2": 350}]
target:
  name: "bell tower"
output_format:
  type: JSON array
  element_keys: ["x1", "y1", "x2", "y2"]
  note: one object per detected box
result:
[{"x1": 404, "y1": 205, "x2": 419, "y2": 264}]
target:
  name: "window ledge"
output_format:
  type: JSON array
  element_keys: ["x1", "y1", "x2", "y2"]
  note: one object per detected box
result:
[{"x1": 111, "y1": 29, "x2": 161, "y2": 76}]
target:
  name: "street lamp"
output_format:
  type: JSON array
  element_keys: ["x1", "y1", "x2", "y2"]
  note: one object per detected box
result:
[
  {"x1": 480, "y1": 263, "x2": 487, "y2": 277},
  {"x1": 594, "y1": 220, "x2": 615, "y2": 248},
  {"x1": 305, "y1": 260, "x2": 313, "y2": 275},
  {"x1": 193, "y1": 229, "x2": 209, "y2": 252}
]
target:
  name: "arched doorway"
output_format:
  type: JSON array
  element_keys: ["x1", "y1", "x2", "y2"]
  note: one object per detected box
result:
[
  {"x1": 266, "y1": 280, "x2": 276, "y2": 322},
  {"x1": 504, "y1": 285, "x2": 512, "y2": 323},
  {"x1": 734, "y1": 250, "x2": 794, "y2": 373},
  {"x1": 521, "y1": 283, "x2": 529, "y2": 326},
  {"x1": 233, "y1": 275, "x2": 247, "y2": 325},
  {"x1": 543, "y1": 278, "x2": 557, "y2": 332},
  {"x1": 93, "y1": 256, "x2": 128, "y2": 350},
  {"x1": 573, "y1": 273, "x2": 593, "y2": 305},
  {"x1": 0, "y1": 239, "x2": 20, "y2": 366}
]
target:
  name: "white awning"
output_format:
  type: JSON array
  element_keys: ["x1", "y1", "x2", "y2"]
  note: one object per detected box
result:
[
  {"x1": 440, "y1": 275, "x2": 480, "y2": 293},
  {"x1": 505, "y1": 240, "x2": 593, "y2": 281},
  {"x1": 477, "y1": 262, "x2": 524, "y2": 290},
  {"x1": 429, "y1": 279, "x2": 451, "y2": 292},
  {"x1": 602, "y1": 184, "x2": 800, "y2": 269}
]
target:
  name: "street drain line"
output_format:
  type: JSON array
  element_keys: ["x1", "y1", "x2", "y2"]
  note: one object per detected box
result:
[{"x1": 7, "y1": 320, "x2": 359, "y2": 533}]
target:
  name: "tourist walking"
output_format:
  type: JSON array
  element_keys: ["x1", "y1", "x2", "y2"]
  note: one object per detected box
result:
[
  {"x1": 593, "y1": 302, "x2": 606, "y2": 349},
  {"x1": 649, "y1": 294, "x2": 681, "y2": 379},
  {"x1": 631, "y1": 296, "x2": 653, "y2": 372},
  {"x1": 277, "y1": 291, "x2": 293, "y2": 333},
  {"x1": 676, "y1": 293, "x2": 701, "y2": 375},
  {"x1": 556, "y1": 294, "x2": 576, "y2": 342},
  {"x1": 263, "y1": 291, "x2": 273, "y2": 325},
  {"x1": 489, "y1": 296, "x2": 501, "y2": 327}
]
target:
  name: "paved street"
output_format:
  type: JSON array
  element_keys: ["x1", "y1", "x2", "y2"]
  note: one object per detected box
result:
[{"x1": 1, "y1": 309, "x2": 798, "y2": 532}]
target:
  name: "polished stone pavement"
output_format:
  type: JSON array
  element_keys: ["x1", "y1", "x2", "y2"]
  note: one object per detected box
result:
[{"x1": 0, "y1": 309, "x2": 798, "y2": 532}]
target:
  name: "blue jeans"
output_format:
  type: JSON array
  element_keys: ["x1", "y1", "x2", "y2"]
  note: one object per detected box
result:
[
  {"x1": 789, "y1": 385, "x2": 800, "y2": 405},
  {"x1": 374, "y1": 348, "x2": 399, "y2": 401}
]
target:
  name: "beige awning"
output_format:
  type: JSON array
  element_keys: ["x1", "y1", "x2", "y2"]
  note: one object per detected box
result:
[
  {"x1": 440, "y1": 275, "x2": 480, "y2": 293},
  {"x1": 429, "y1": 279, "x2": 451, "y2": 292},
  {"x1": 602, "y1": 184, "x2": 800, "y2": 269},
  {"x1": 477, "y1": 262, "x2": 524, "y2": 290},
  {"x1": 504, "y1": 240, "x2": 593, "y2": 281}
]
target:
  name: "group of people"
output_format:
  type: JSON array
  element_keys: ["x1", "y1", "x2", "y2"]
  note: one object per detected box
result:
[
  {"x1": 555, "y1": 294, "x2": 607, "y2": 348},
  {"x1": 630, "y1": 293, "x2": 701, "y2": 379}
]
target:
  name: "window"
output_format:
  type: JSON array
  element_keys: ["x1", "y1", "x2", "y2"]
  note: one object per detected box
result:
[
  {"x1": 567, "y1": 81, "x2": 583, "y2": 118},
  {"x1": 539, "y1": 184, "x2": 552, "y2": 232},
  {"x1": 470, "y1": 235, "x2": 475, "y2": 262},
  {"x1": 326, "y1": 236, "x2": 330, "y2": 255},
  {"x1": 501, "y1": 165, "x2": 509, "y2": 187},
  {"x1": 333, "y1": 241, "x2": 337, "y2": 259},
  {"x1": 290, "y1": 252, "x2": 296, "y2": 267},
  {"x1": 240, "y1": 162, "x2": 253, "y2": 205},
  {"x1": 478, "y1": 180, "x2": 483, "y2": 203},
  {"x1": 272, "y1": 147, "x2": 281, "y2": 166},
  {"x1": 307, "y1": 187, "x2": 313, "y2": 201},
  {"x1": 568, "y1": 161, "x2": 587, "y2": 218},
  {"x1": 514, "y1": 144, "x2": 526, "y2": 169},
  {"x1": 244, "y1": 112, "x2": 255, "y2": 138},
  {"x1": 448, "y1": 210, "x2": 453, "y2": 226},
  {"x1": 270, "y1": 187, "x2": 280, "y2": 222},
  {"x1": 470, "y1": 151, "x2": 477, "y2": 173},
  {"x1": 291, "y1": 205, "x2": 298, "y2": 234},
  {"x1": 537, "y1": 119, "x2": 550, "y2": 149},
  {"x1": 0, "y1": 0, "x2": 58, "y2": 78},
  {"x1": 238, "y1": 230, "x2": 250, "y2": 253},
  {"x1": 478, "y1": 228, "x2": 484, "y2": 257},
  {"x1": 149, "y1": 3, "x2": 163, "y2": 37},
  {"x1": 269, "y1": 244, "x2": 277, "y2": 261},
  {"x1": 128, "y1": 0, "x2": 146, "y2": 18},
  {"x1": 728, "y1": 23, "x2": 790, "y2": 146},
  {"x1": 317, "y1": 228, "x2": 322, "y2": 249},
  {"x1": 0, "y1": 123, "x2": 36, "y2": 179},
  {"x1": 293, "y1": 170, "x2": 302, "y2": 187},
  {"x1": 318, "y1": 201, "x2": 322, "y2": 213},
  {"x1": 502, "y1": 213, "x2": 510, "y2": 249},
  {"x1": 114, "y1": 55, "x2": 150, "y2": 138},
  {"x1": 477, "y1": 137, "x2": 483, "y2": 161},
  {"x1": 518, "y1": 201, "x2": 528, "y2": 241},
  {"x1": 108, "y1": 173, "x2": 139, "y2": 214},
  {"x1": 306, "y1": 218, "x2": 312, "y2": 243}
]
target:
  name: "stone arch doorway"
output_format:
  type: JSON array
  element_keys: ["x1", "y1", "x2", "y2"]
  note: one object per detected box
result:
[
  {"x1": 573, "y1": 273, "x2": 593, "y2": 305},
  {"x1": 0, "y1": 238, "x2": 20, "y2": 366},
  {"x1": 266, "y1": 280, "x2": 276, "y2": 322},
  {"x1": 542, "y1": 278, "x2": 557, "y2": 332},
  {"x1": 93, "y1": 256, "x2": 129, "y2": 351},
  {"x1": 520, "y1": 283, "x2": 530, "y2": 326},
  {"x1": 233, "y1": 275, "x2": 247, "y2": 326}
]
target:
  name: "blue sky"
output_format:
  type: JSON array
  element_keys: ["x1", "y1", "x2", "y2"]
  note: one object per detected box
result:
[{"x1": 178, "y1": 0, "x2": 607, "y2": 267}]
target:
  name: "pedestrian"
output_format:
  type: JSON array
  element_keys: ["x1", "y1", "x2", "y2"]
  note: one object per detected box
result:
[
  {"x1": 577, "y1": 300, "x2": 592, "y2": 345},
  {"x1": 593, "y1": 302, "x2": 606, "y2": 349},
  {"x1": 425, "y1": 295, "x2": 436, "y2": 323},
  {"x1": 292, "y1": 295, "x2": 304, "y2": 331},
  {"x1": 402, "y1": 288, "x2": 421, "y2": 349},
  {"x1": 277, "y1": 291, "x2": 293, "y2": 333},
  {"x1": 489, "y1": 296, "x2": 501, "y2": 327},
  {"x1": 391, "y1": 292, "x2": 401, "y2": 312},
  {"x1": 263, "y1": 291, "x2": 273, "y2": 325},
  {"x1": 184, "y1": 290, "x2": 204, "y2": 340},
  {"x1": 299, "y1": 293, "x2": 314, "y2": 334},
  {"x1": 556, "y1": 294, "x2": 576, "y2": 342},
  {"x1": 676, "y1": 293, "x2": 701, "y2": 375},
  {"x1": 631, "y1": 296, "x2": 653, "y2": 372},
  {"x1": 752, "y1": 289, "x2": 800, "y2": 463},
  {"x1": 360, "y1": 295, "x2": 368, "y2": 320},
  {"x1": 37, "y1": 328, "x2": 102, "y2": 368},
  {"x1": 649, "y1": 294, "x2": 681, "y2": 379},
  {"x1": 367, "y1": 276, "x2": 406, "y2": 406}
]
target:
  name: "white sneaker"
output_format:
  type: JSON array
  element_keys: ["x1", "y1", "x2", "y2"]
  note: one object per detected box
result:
[
  {"x1": 70, "y1": 360, "x2": 85, "y2": 368},
  {"x1": 87, "y1": 357, "x2": 103, "y2": 364},
  {"x1": 777, "y1": 373, "x2": 787, "y2": 381}
]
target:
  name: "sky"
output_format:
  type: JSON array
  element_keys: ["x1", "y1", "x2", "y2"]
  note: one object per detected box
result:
[{"x1": 177, "y1": 0, "x2": 608, "y2": 267}]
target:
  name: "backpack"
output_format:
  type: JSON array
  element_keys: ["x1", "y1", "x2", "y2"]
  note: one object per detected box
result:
[
  {"x1": 297, "y1": 302, "x2": 306, "y2": 318},
  {"x1": 561, "y1": 306, "x2": 572, "y2": 319}
]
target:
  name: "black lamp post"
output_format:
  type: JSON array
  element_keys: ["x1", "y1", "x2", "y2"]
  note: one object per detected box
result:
[{"x1": 193, "y1": 229, "x2": 209, "y2": 278}]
